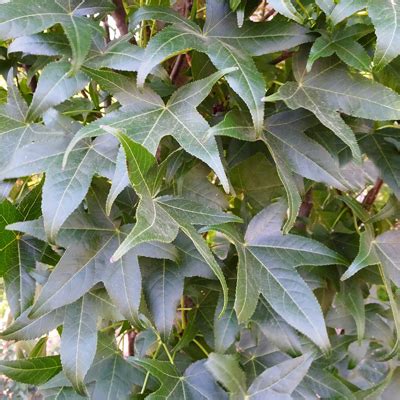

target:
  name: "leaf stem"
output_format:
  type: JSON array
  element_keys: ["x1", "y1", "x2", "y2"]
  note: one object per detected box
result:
[
  {"x1": 162, "y1": 342, "x2": 175, "y2": 364},
  {"x1": 295, "y1": 0, "x2": 310, "y2": 20},
  {"x1": 181, "y1": 296, "x2": 186, "y2": 330},
  {"x1": 193, "y1": 338, "x2": 209, "y2": 356},
  {"x1": 140, "y1": 341, "x2": 162, "y2": 394}
]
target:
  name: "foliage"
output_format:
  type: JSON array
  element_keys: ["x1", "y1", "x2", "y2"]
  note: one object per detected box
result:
[{"x1": 1, "y1": 0, "x2": 400, "y2": 398}]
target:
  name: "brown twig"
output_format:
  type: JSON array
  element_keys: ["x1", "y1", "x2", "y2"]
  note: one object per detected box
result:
[
  {"x1": 363, "y1": 178, "x2": 383, "y2": 210},
  {"x1": 295, "y1": 189, "x2": 313, "y2": 231},
  {"x1": 127, "y1": 331, "x2": 136, "y2": 356},
  {"x1": 271, "y1": 51, "x2": 294, "y2": 65},
  {"x1": 103, "y1": 17, "x2": 111, "y2": 44},
  {"x1": 23, "y1": 64, "x2": 37, "y2": 92},
  {"x1": 170, "y1": 54, "x2": 185, "y2": 84},
  {"x1": 112, "y1": 0, "x2": 129, "y2": 36},
  {"x1": 169, "y1": 0, "x2": 192, "y2": 85}
]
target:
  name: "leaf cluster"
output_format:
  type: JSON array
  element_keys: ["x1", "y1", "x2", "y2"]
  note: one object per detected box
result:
[{"x1": 1, "y1": 0, "x2": 400, "y2": 398}]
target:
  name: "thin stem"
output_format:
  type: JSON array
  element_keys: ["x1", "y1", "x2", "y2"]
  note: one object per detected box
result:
[
  {"x1": 330, "y1": 207, "x2": 348, "y2": 232},
  {"x1": 181, "y1": 296, "x2": 186, "y2": 330},
  {"x1": 295, "y1": 0, "x2": 310, "y2": 20},
  {"x1": 193, "y1": 338, "x2": 209, "y2": 356},
  {"x1": 140, "y1": 341, "x2": 162, "y2": 394},
  {"x1": 162, "y1": 342, "x2": 175, "y2": 364}
]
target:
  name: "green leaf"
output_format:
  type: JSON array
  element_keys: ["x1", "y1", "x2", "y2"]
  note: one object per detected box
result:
[
  {"x1": 266, "y1": 54, "x2": 400, "y2": 162},
  {"x1": 267, "y1": 0, "x2": 303, "y2": 23},
  {"x1": 337, "y1": 279, "x2": 365, "y2": 341},
  {"x1": 247, "y1": 353, "x2": 313, "y2": 399},
  {"x1": 297, "y1": 366, "x2": 357, "y2": 399},
  {"x1": 330, "y1": 0, "x2": 367, "y2": 24},
  {"x1": 0, "y1": 0, "x2": 114, "y2": 71},
  {"x1": 307, "y1": 26, "x2": 372, "y2": 71},
  {"x1": 369, "y1": 0, "x2": 400, "y2": 70},
  {"x1": 8, "y1": 189, "x2": 145, "y2": 320},
  {"x1": 131, "y1": 3, "x2": 311, "y2": 132},
  {"x1": 218, "y1": 201, "x2": 345, "y2": 351},
  {"x1": 0, "y1": 72, "x2": 60, "y2": 170},
  {"x1": 87, "y1": 332, "x2": 145, "y2": 398},
  {"x1": 0, "y1": 196, "x2": 46, "y2": 318},
  {"x1": 8, "y1": 33, "x2": 70, "y2": 56},
  {"x1": 360, "y1": 129, "x2": 400, "y2": 199},
  {"x1": 253, "y1": 299, "x2": 302, "y2": 355},
  {"x1": 375, "y1": 229, "x2": 400, "y2": 287},
  {"x1": 0, "y1": 356, "x2": 62, "y2": 385},
  {"x1": 64, "y1": 69, "x2": 233, "y2": 193},
  {"x1": 1, "y1": 118, "x2": 119, "y2": 242},
  {"x1": 341, "y1": 227, "x2": 378, "y2": 280},
  {"x1": 131, "y1": 358, "x2": 228, "y2": 399},
  {"x1": 265, "y1": 109, "x2": 351, "y2": 190},
  {"x1": 214, "y1": 293, "x2": 239, "y2": 353},
  {"x1": 60, "y1": 293, "x2": 98, "y2": 395},
  {"x1": 316, "y1": 0, "x2": 335, "y2": 14},
  {"x1": 142, "y1": 241, "x2": 212, "y2": 335},
  {"x1": 27, "y1": 61, "x2": 89, "y2": 121},
  {"x1": 0, "y1": 200, "x2": 22, "y2": 277},
  {"x1": 0, "y1": 304, "x2": 66, "y2": 341},
  {"x1": 206, "y1": 353, "x2": 247, "y2": 396}
]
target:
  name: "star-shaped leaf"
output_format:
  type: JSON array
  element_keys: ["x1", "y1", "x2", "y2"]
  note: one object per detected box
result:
[
  {"x1": 206, "y1": 352, "x2": 313, "y2": 399},
  {"x1": 0, "y1": 72, "x2": 63, "y2": 171},
  {"x1": 7, "y1": 182, "x2": 177, "y2": 322},
  {"x1": 108, "y1": 133, "x2": 242, "y2": 313},
  {"x1": 1, "y1": 111, "x2": 119, "y2": 241},
  {"x1": 64, "y1": 69, "x2": 234, "y2": 193},
  {"x1": 212, "y1": 201, "x2": 346, "y2": 352},
  {"x1": 0, "y1": 182, "x2": 50, "y2": 318},
  {"x1": 131, "y1": 358, "x2": 227, "y2": 399},
  {"x1": 0, "y1": 0, "x2": 115, "y2": 72},
  {"x1": 307, "y1": 25, "x2": 372, "y2": 71},
  {"x1": 265, "y1": 53, "x2": 400, "y2": 162},
  {"x1": 130, "y1": 1, "x2": 312, "y2": 132}
]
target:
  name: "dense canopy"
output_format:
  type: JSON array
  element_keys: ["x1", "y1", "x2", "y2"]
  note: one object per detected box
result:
[{"x1": 1, "y1": 0, "x2": 400, "y2": 398}]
